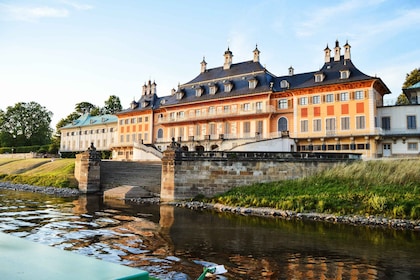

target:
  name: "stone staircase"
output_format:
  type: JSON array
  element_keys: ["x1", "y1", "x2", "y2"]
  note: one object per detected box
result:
[{"x1": 100, "y1": 161, "x2": 162, "y2": 195}]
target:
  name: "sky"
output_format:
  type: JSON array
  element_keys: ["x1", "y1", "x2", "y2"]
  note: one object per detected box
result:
[{"x1": 1, "y1": 0, "x2": 419, "y2": 129}]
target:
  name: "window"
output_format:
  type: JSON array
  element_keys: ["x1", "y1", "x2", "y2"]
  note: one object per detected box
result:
[
  {"x1": 178, "y1": 111, "x2": 185, "y2": 119},
  {"x1": 340, "y1": 70, "x2": 350, "y2": 79},
  {"x1": 278, "y1": 117, "x2": 288, "y2": 132},
  {"x1": 209, "y1": 85, "x2": 217, "y2": 95},
  {"x1": 278, "y1": 99, "x2": 288, "y2": 109},
  {"x1": 145, "y1": 117, "x2": 149, "y2": 122},
  {"x1": 301, "y1": 120, "x2": 308, "y2": 132},
  {"x1": 195, "y1": 87, "x2": 203, "y2": 97},
  {"x1": 195, "y1": 125, "x2": 201, "y2": 136},
  {"x1": 209, "y1": 123, "x2": 216, "y2": 135},
  {"x1": 256, "y1": 120, "x2": 263, "y2": 134},
  {"x1": 299, "y1": 97, "x2": 308, "y2": 105},
  {"x1": 243, "y1": 103, "x2": 251, "y2": 111},
  {"x1": 382, "y1": 117, "x2": 391, "y2": 130},
  {"x1": 256, "y1": 102, "x2": 263, "y2": 112},
  {"x1": 315, "y1": 74, "x2": 324, "y2": 82},
  {"x1": 313, "y1": 119, "x2": 321, "y2": 132},
  {"x1": 209, "y1": 106, "x2": 215, "y2": 114},
  {"x1": 223, "y1": 106, "x2": 230, "y2": 113},
  {"x1": 340, "y1": 92, "x2": 349, "y2": 101},
  {"x1": 407, "y1": 115, "x2": 417, "y2": 129},
  {"x1": 224, "y1": 82, "x2": 233, "y2": 92},
  {"x1": 355, "y1": 90, "x2": 364, "y2": 100},
  {"x1": 341, "y1": 117, "x2": 350, "y2": 130},
  {"x1": 131, "y1": 118, "x2": 136, "y2": 124},
  {"x1": 169, "y1": 112, "x2": 176, "y2": 120},
  {"x1": 408, "y1": 142, "x2": 418, "y2": 151},
  {"x1": 356, "y1": 116, "x2": 365, "y2": 129},
  {"x1": 280, "y1": 80, "x2": 289, "y2": 88},
  {"x1": 157, "y1": 129, "x2": 163, "y2": 139},
  {"x1": 326, "y1": 94, "x2": 334, "y2": 103},
  {"x1": 312, "y1": 95, "x2": 320, "y2": 104},
  {"x1": 248, "y1": 78, "x2": 257, "y2": 89},
  {"x1": 243, "y1": 122, "x2": 251, "y2": 134},
  {"x1": 195, "y1": 109, "x2": 201, "y2": 117},
  {"x1": 326, "y1": 118, "x2": 336, "y2": 132}
]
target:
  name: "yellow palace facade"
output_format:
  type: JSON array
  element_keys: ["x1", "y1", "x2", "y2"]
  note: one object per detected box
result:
[{"x1": 112, "y1": 40, "x2": 390, "y2": 160}]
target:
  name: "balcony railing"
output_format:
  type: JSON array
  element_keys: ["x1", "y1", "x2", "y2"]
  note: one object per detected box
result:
[{"x1": 157, "y1": 105, "x2": 275, "y2": 124}]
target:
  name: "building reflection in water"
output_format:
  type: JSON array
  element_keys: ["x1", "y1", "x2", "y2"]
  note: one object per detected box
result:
[{"x1": 66, "y1": 195, "x2": 418, "y2": 279}]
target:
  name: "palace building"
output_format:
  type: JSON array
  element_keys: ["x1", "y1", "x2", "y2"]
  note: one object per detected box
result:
[
  {"x1": 109, "y1": 40, "x2": 390, "y2": 160},
  {"x1": 61, "y1": 40, "x2": 396, "y2": 160}
]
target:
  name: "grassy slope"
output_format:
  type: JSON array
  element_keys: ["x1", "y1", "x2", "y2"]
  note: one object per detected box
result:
[
  {"x1": 209, "y1": 159, "x2": 420, "y2": 220},
  {"x1": 0, "y1": 158, "x2": 77, "y2": 188}
]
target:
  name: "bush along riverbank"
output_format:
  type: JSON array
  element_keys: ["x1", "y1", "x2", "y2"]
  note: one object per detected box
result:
[{"x1": 168, "y1": 159, "x2": 420, "y2": 231}]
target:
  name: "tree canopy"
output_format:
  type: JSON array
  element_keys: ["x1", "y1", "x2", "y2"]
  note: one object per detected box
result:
[
  {"x1": 403, "y1": 68, "x2": 420, "y2": 89},
  {"x1": 0, "y1": 102, "x2": 53, "y2": 147},
  {"x1": 396, "y1": 67, "x2": 420, "y2": 105}
]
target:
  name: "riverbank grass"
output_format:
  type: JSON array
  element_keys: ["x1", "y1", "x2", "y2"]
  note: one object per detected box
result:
[
  {"x1": 0, "y1": 158, "x2": 77, "y2": 188},
  {"x1": 209, "y1": 159, "x2": 420, "y2": 219}
]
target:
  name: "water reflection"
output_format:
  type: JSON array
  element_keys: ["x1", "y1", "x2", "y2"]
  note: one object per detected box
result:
[{"x1": 1, "y1": 189, "x2": 420, "y2": 279}]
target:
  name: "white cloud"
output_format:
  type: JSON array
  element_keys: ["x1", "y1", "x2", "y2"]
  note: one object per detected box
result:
[
  {"x1": 0, "y1": 4, "x2": 69, "y2": 22},
  {"x1": 60, "y1": 0, "x2": 93, "y2": 11},
  {"x1": 295, "y1": 0, "x2": 385, "y2": 37}
]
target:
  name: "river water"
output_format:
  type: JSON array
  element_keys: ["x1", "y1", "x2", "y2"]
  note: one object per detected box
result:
[{"x1": 1, "y1": 189, "x2": 420, "y2": 280}]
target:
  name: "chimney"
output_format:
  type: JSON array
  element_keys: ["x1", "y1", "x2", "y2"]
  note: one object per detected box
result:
[
  {"x1": 142, "y1": 83, "x2": 147, "y2": 96},
  {"x1": 288, "y1": 66, "x2": 294, "y2": 76},
  {"x1": 334, "y1": 40, "x2": 341, "y2": 62},
  {"x1": 324, "y1": 44, "x2": 331, "y2": 63},
  {"x1": 151, "y1": 80, "x2": 157, "y2": 95},
  {"x1": 344, "y1": 40, "x2": 351, "y2": 60},
  {"x1": 253, "y1": 45, "x2": 260, "y2": 62},
  {"x1": 223, "y1": 47, "x2": 233, "y2": 70},
  {"x1": 200, "y1": 57, "x2": 207, "y2": 73}
]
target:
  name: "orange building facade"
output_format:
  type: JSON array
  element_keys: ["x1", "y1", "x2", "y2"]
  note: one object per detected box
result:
[{"x1": 112, "y1": 41, "x2": 390, "y2": 160}]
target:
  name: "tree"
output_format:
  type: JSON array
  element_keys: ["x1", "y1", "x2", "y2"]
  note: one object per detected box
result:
[
  {"x1": 75, "y1": 102, "x2": 97, "y2": 115},
  {"x1": 396, "y1": 93, "x2": 409, "y2": 105},
  {"x1": 0, "y1": 102, "x2": 53, "y2": 147},
  {"x1": 403, "y1": 68, "x2": 420, "y2": 89},
  {"x1": 103, "y1": 95, "x2": 122, "y2": 114},
  {"x1": 395, "y1": 68, "x2": 420, "y2": 105}
]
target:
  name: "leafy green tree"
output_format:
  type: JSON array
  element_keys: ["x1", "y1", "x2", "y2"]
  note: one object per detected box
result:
[
  {"x1": 75, "y1": 102, "x2": 96, "y2": 114},
  {"x1": 0, "y1": 102, "x2": 52, "y2": 147},
  {"x1": 396, "y1": 93, "x2": 409, "y2": 105},
  {"x1": 103, "y1": 95, "x2": 122, "y2": 114},
  {"x1": 403, "y1": 68, "x2": 420, "y2": 88},
  {"x1": 395, "y1": 68, "x2": 420, "y2": 105}
]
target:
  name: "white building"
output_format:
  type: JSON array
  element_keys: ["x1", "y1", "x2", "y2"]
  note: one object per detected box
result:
[
  {"x1": 59, "y1": 114, "x2": 118, "y2": 153},
  {"x1": 377, "y1": 82, "x2": 420, "y2": 157}
]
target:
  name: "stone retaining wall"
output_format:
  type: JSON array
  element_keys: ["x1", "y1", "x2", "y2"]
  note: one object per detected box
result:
[{"x1": 161, "y1": 150, "x2": 360, "y2": 201}]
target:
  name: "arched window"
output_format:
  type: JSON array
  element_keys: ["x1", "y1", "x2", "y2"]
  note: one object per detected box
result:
[
  {"x1": 157, "y1": 128, "x2": 163, "y2": 139},
  {"x1": 278, "y1": 117, "x2": 288, "y2": 132}
]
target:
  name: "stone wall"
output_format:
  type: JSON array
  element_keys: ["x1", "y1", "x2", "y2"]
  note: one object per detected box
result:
[
  {"x1": 161, "y1": 150, "x2": 360, "y2": 202},
  {"x1": 100, "y1": 160, "x2": 162, "y2": 194}
]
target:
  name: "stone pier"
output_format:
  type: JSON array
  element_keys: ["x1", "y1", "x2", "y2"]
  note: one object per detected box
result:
[{"x1": 74, "y1": 143, "x2": 101, "y2": 193}]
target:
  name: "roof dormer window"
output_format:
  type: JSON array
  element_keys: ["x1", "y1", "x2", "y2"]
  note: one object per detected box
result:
[
  {"x1": 209, "y1": 84, "x2": 218, "y2": 95},
  {"x1": 340, "y1": 70, "x2": 350, "y2": 79},
  {"x1": 142, "y1": 101, "x2": 149, "y2": 108},
  {"x1": 280, "y1": 80, "x2": 289, "y2": 88},
  {"x1": 315, "y1": 73, "x2": 324, "y2": 82},
  {"x1": 195, "y1": 86, "x2": 204, "y2": 97},
  {"x1": 248, "y1": 77, "x2": 258, "y2": 89},
  {"x1": 176, "y1": 90, "x2": 184, "y2": 100},
  {"x1": 224, "y1": 81, "x2": 233, "y2": 93}
]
